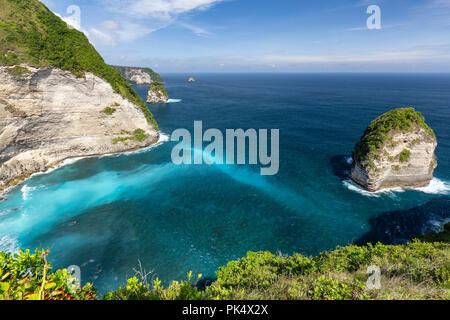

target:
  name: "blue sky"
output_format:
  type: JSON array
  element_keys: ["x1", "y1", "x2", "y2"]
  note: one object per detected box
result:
[{"x1": 41, "y1": 0, "x2": 450, "y2": 72}]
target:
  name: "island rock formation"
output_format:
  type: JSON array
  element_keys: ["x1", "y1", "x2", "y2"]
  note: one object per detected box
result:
[
  {"x1": 111, "y1": 66, "x2": 164, "y2": 85},
  {"x1": 0, "y1": 66, "x2": 158, "y2": 192},
  {"x1": 350, "y1": 108, "x2": 437, "y2": 192},
  {"x1": 147, "y1": 81, "x2": 169, "y2": 104}
]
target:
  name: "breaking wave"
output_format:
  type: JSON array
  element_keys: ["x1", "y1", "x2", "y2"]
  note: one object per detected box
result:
[
  {"x1": 415, "y1": 178, "x2": 450, "y2": 195},
  {"x1": 344, "y1": 177, "x2": 450, "y2": 197},
  {"x1": 0, "y1": 235, "x2": 19, "y2": 253}
]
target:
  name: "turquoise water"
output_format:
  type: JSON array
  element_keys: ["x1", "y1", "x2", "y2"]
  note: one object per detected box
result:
[{"x1": 0, "y1": 73, "x2": 449, "y2": 293}]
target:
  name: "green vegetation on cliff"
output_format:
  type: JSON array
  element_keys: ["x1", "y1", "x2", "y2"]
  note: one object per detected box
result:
[
  {"x1": 111, "y1": 65, "x2": 164, "y2": 83},
  {"x1": 0, "y1": 0, "x2": 157, "y2": 130},
  {"x1": 353, "y1": 108, "x2": 435, "y2": 166},
  {"x1": 418, "y1": 223, "x2": 450, "y2": 243},
  {"x1": 149, "y1": 81, "x2": 168, "y2": 99},
  {"x1": 1, "y1": 224, "x2": 448, "y2": 300}
]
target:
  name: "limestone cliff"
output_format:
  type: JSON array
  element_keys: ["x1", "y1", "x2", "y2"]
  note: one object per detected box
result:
[
  {"x1": 351, "y1": 108, "x2": 437, "y2": 191},
  {"x1": 147, "y1": 82, "x2": 169, "y2": 104},
  {"x1": 122, "y1": 68, "x2": 152, "y2": 84},
  {"x1": 111, "y1": 66, "x2": 164, "y2": 85},
  {"x1": 0, "y1": 0, "x2": 159, "y2": 192},
  {"x1": 0, "y1": 66, "x2": 158, "y2": 192}
]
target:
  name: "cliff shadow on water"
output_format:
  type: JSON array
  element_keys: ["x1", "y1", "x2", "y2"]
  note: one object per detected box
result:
[
  {"x1": 329, "y1": 155, "x2": 352, "y2": 180},
  {"x1": 356, "y1": 196, "x2": 450, "y2": 245}
]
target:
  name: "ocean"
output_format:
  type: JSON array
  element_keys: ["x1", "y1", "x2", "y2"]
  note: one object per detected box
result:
[{"x1": 0, "y1": 73, "x2": 449, "y2": 293}]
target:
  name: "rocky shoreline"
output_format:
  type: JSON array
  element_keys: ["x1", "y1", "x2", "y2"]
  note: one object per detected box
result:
[
  {"x1": 0, "y1": 66, "x2": 159, "y2": 193},
  {"x1": 0, "y1": 133, "x2": 160, "y2": 196}
]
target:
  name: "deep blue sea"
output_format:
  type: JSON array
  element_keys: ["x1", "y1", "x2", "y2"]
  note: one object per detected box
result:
[{"x1": 1, "y1": 73, "x2": 449, "y2": 294}]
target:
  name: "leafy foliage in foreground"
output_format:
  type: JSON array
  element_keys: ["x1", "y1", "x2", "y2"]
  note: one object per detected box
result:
[
  {"x1": 0, "y1": 0, "x2": 157, "y2": 130},
  {"x1": 2, "y1": 227, "x2": 449, "y2": 300},
  {"x1": 105, "y1": 237, "x2": 449, "y2": 300},
  {"x1": 353, "y1": 108, "x2": 435, "y2": 167},
  {"x1": 0, "y1": 249, "x2": 96, "y2": 300}
]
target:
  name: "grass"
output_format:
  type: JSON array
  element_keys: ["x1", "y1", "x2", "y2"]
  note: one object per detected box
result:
[
  {"x1": 5, "y1": 65, "x2": 30, "y2": 77},
  {"x1": 398, "y1": 149, "x2": 411, "y2": 163},
  {"x1": 112, "y1": 129, "x2": 149, "y2": 145},
  {"x1": 353, "y1": 108, "x2": 435, "y2": 168},
  {"x1": 0, "y1": 0, "x2": 158, "y2": 130},
  {"x1": 101, "y1": 106, "x2": 116, "y2": 115}
]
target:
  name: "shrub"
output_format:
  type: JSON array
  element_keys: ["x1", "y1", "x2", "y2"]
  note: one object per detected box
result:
[
  {"x1": 1, "y1": 227, "x2": 448, "y2": 300},
  {"x1": 104, "y1": 272, "x2": 205, "y2": 300},
  {"x1": 0, "y1": 249, "x2": 96, "y2": 300},
  {"x1": 101, "y1": 106, "x2": 116, "y2": 115},
  {"x1": 112, "y1": 128, "x2": 149, "y2": 144},
  {"x1": 398, "y1": 149, "x2": 411, "y2": 162}
]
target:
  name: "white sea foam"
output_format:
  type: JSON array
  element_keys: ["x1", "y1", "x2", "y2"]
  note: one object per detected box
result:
[
  {"x1": 345, "y1": 156, "x2": 353, "y2": 165},
  {"x1": 21, "y1": 185, "x2": 37, "y2": 201},
  {"x1": 343, "y1": 179, "x2": 403, "y2": 197},
  {"x1": 414, "y1": 178, "x2": 450, "y2": 195},
  {"x1": 0, "y1": 131, "x2": 171, "y2": 197},
  {"x1": 167, "y1": 99, "x2": 182, "y2": 103},
  {"x1": 0, "y1": 235, "x2": 19, "y2": 253},
  {"x1": 158, "y1": 132, "x2": 170, "y2": 143},
  {"x1": 344, "y1": 177, "x2": 450, "y2": 197}
]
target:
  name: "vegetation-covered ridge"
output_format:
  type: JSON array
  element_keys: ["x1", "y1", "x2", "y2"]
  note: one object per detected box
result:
[
  {"x1": 111, "y1": 65, "x2": 164, "y2": 83},
  {"x1": 353, "y1": 108, "x2": 435, "y2": 166},
  {"x1": 1, "y1": 224, "x2": 448, "y2": 300},
  {"x1": 0, "y1": 0, "x2": 157, "y2": 130}
]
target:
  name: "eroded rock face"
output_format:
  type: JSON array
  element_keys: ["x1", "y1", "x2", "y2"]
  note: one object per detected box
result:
[
  {"x1": 147, "y1": 85, "x2": 169, "y2": 104},
  {"x1": 0, "y1": 66, "x2": 158, "y2": 191},
  {"x1": 350, "y1": 109, "x2": 437, "y2": 192},
  {"x1": 122, "y1": 68, "x2": 152, "y2": 85}
]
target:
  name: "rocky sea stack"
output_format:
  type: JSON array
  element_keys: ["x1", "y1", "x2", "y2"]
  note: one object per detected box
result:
[
  {"x1": 147, "y1": 81, "x2": 169, "y2": 103},
  {"x1": 0, "y1": 0, "x2": 158, "y2": 192},
  {"x1": 351, "y1": 108, "x2": 437, "y2": 192}
]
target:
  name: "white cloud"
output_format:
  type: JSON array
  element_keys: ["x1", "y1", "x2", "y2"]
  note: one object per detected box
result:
[
  {"x1": 103, "y1": 0, "x2": 224, "y2": 20},
  {"x1": 41, "y1": 0, "x2": 54, "y2": 8},
  {"x1": 50, "y1": 1, "x2": 224, "y2": 46},
  {"x1": 89, "y1": 20, "x2": 158, "y2": 46},
  {"x1": 179, "y1": 23, "x2": 212, "y2": 36},
  {"x1": 257, "y1": 50, "x2": 445, "y2": 64},
  {"x1": 88, "y1": 0, "x2": 224, "y2": 45}
]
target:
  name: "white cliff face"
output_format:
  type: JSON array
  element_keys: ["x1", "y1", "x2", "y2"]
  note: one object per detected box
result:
[
  {"x1": 147, "y1": 86, "x2": 169, "y2": 104},
  {"x1": 0, "y1": 66, "x2": 158, "y2": 191},
  {"x1": 123, "y1": 68, "x2": 152, "y2": 84},
  {"x1": 351, "y1": 128, "x2": 437, "y2": 191}
]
